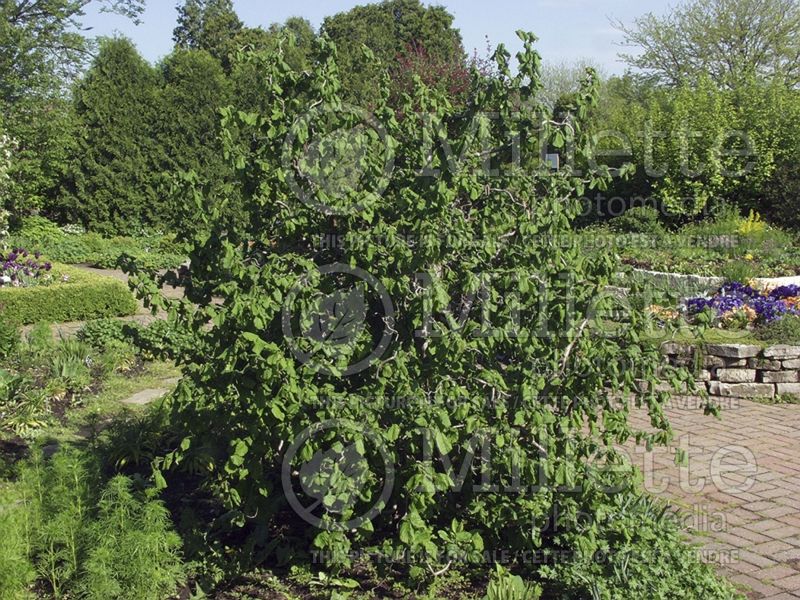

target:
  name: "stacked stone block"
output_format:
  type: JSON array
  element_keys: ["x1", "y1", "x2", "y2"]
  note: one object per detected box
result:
[{"x1": 660, "y1": 342, "x2": 800, "y2": 400}]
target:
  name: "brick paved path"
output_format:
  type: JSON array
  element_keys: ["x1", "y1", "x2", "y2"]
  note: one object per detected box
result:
[{"x1": 628, "y1": 396, "x2": 800, "y2": 599}]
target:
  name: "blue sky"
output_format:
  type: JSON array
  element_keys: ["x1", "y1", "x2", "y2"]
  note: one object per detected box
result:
[{"x1": 82, "y1": 0, "x2": 670, "y2": 74}]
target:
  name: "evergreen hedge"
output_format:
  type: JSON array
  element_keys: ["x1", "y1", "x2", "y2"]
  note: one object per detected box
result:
[{"x1": 0, "y1": 265, "x2": 137, "y2": 324}]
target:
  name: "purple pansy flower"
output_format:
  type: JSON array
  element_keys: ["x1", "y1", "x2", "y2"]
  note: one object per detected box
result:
[{"x1": 685, "y1": 281, "x2": 800, "y2": 325}]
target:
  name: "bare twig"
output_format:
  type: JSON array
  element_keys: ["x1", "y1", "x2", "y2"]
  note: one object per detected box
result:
[
  {"x1": 557, "y1": 317, "x2": 589, "y2": 377},
  {"x1": 427, "y1": 561, "x2": 452, "y2": 577}
]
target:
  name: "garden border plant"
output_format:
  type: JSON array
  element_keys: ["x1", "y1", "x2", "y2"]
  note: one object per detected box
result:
[
  {"x1": 7, "y1": 216, "x2": 186, "y2": 271},
  {"x1": 0, "y1": 447, "x2": 187, "y2": 600},
  {"x1": 0, "y1": 264, "x2": 136, "y2": 324},
  {"x1": 582, "y1": 205, "x2": 800, "y2": 279}
]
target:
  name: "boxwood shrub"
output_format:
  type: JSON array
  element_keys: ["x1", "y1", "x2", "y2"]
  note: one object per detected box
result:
[{"x1": 0, "y1": 265, "x2": 137, "y2": 324}]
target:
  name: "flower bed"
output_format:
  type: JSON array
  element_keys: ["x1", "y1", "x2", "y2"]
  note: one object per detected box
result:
[
  {"x1": 0, "y1": 264, "x2": 137, "y2": 324},
  {"x1": 582, "y1": 207, "x2": 800, "y2": 278},
  {"x1": 0, "y1": 248, "x2": 53, "y2": 287},
  {"x1": 7, "y1": 216, "x2": 185, "y2": 270},
  {"x1": 685, "y1": 282, "x2": 800, "y2": 327}
]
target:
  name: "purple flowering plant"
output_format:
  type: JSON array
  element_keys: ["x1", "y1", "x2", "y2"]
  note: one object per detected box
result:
[
  {"x1": 768, "y1": 285, "x2": 800, "y2": 300},
  {"x1": 685, "y1": 280, "x2": 800, "y2": 326},
  {"x1": 0, "y1": 248, "x2": 53, "y2": 287}
]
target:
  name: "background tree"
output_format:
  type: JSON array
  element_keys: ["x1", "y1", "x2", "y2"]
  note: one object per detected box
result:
[
  {"x1": 592, "y1": 75, "x2": 800, "y2": 222},
  {"x1": 0, "y1": 119, "x2": 11, "y2": 240},
  {"x1": 0, "y1": 0, "x2": 145, "y2": 219},
  {"x1": 389, "y1": 40, "x2": 495, "y2": 111},
  {"x1": 730, "y1": 79, "x2": 800, "y2": 224},
  {"x1": 0, "y1": 0, "x2": 145, "y2": 104},
  {"x1": 230, "y1": 17, "x2": 317, "y2": 112},
  {"x1": 155, "y1": 48, "x2": 232, "y2": 230},
  {"x1": 264, "y1": 16, "x2": 317, "y2": 70},
  {"x1": 60, "y1": 38, "x2": 162, "y2": 233},
  {"x1": 539, "y1": 58, "x2": 604, "y2": 112},
  {"x1": 321, "y1": 0, "x2": 465, "y2": 106},
  {"x1": 172, "y1": 0, "x2": 243, "y2": 68},
  {"x1": 5, "y1": 96, "x2": 76, "y2": 219},
  {"x1": 614, "y1": 0, "x2": 800, "y2": 87}
]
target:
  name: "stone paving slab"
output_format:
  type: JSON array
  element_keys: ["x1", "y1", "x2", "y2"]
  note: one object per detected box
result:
[
  {"x1": 628, "y1": 397, "x2": 800, "y2": 599},
  {"x1": 120, "y1": 378, "x2": 180, "y2": 406}
]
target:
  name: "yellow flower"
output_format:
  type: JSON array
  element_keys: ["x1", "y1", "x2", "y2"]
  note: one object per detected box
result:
[
  {"x1": 738, "y1": 210, "x2": 765, "y2": 236},
  {"x1": 647, "y1": 304, "x2": 679, "y2": 320},
  {"x1": 721, "y1": 306, "x2": 757, "y2": 326},
  {"x1": 744, "y1": 253, "x2": 754, "y2": 261},
  {"x1": 785, "y1": 296, "x2": 800, "y2": 310}
]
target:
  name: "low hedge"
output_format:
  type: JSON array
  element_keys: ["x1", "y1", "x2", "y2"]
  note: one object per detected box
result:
[{"x1": 0, "y1": 265, "x2": 137, "y2": 324}]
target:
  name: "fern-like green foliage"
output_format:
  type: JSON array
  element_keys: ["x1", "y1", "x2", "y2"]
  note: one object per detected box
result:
[
  {"x1": 79, "y1": 476, "x2": 185, "y2": 600},
  {"x1": 1, "y1": 449, "x2": 186, "y2": 600},
  {"x1": 0, "y1": 484, "x2": 36, "y2": 600}
]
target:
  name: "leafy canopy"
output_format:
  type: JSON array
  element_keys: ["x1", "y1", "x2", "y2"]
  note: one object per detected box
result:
[
  {"x1": 0, "y1": 0, "x2": 145, "y2": 105},
  {"x1": 0, "y1": 0, "x2": 144, "y2": 219},
  {"x1": 123, "y1": 30, "x2": 734, "y2": 597},
  {"x1": 321, "y1": 0, "x2": 465, "y2": 105},
  {"x1": 614, "y1": 0, "x2": 800, "y2": 87},
  {"x1": 173, "y1": 0, "x2": 243, "y2": 67},
  {"x1": 155, "y1": 48, "x2": 232, "y2": 231},
  {"x1": 61, "y1": 37, "x2": 162, "y2": 233}
]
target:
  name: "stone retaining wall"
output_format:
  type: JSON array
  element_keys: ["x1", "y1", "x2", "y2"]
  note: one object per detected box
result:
[
  {"x1": 621, "y1": 268, "x2": 800, "y2": 299},
  {"x1": 630, "y1": 267, "x2": 800, "y2": 290},
  {"x1": 661, "y1": 342, "x2": 800, "y2": 400}
]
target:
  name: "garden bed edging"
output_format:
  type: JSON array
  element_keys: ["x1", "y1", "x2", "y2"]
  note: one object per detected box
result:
[{"x1": 629, "y1": 267, "x2": 800, "y2": 296}]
